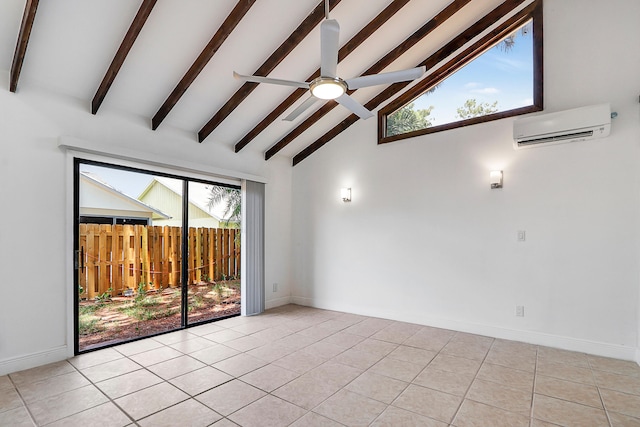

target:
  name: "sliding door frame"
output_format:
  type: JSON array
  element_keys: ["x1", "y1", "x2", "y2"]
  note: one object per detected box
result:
[{"x1": 72, "y1": 157, "x2": 242, "y2": 354}]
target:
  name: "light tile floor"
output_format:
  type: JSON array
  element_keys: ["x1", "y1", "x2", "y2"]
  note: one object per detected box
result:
[{"x1": 2, "y1": 304, "x2": 640, "y2": 426}]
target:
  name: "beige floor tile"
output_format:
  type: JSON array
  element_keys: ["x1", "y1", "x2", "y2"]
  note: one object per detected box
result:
[
  {"x1": 275, "y1": 333, "x2": 319, "y2": 350},
  {"x1": 344, "y1": 318, "x2": 393, "y2": 337},
  {"x1": 212, "y1": 353, "x2": 267, "y2": 377},
  {"x1": 302, "y1": 340, "x2": 348, "y2": 359},
  {"x1": 536, "y1": 360, "x2": 595, "y2": 384},
  {"x1": 297, "y1": 325, "x2": 339, "y2": 341},
  {"x1": 17, "y1": 370, "x2": 89, "y2": 403},
  {"x1": 128, "y1": 346, "x2": 184, "y2": 367},
  {"x1": 600, "y1": 388, "x2": 640, "y2": 418},
  {"x1": 535, "y1": 375, "x2": 602, "y2": 408},
  {"x1": 452, "y1": 399, "x2": 529, "y2": 427},
  {"x1": 346, "y1": 371, "x2": 409, "y2": 404},
  {"x1": 392, "y1": 384, "x2": 462, "y2": 423},
  {"x1": 289, "y1": 411, "x2": 343, "y2": 427},
  {"x1": 491, "y1": 339, "x2": 538, "y2": 357},
  {"x1": 441, "y1": 340, "x2": 491, "y2": 361},
  {"x1": 153, "y1": 330, "x2": 199, "y2": 345},
  {"x1": 246, "y1": 342, "x2": 294, "y2": 362},
  {"x1": 240, "y1": 364, "x2": 299, "y2": 392},
  {"x1": 203, "y1": 329, "x2": 246, "y2": 344},
  {"x1": 211, "y1": 418, "x2": 240, "y2": 426},
  {"x1": 314, "y1": 389, "x2": 387, "y2": 426},
  {"x1": 0, "y1": 375, "x2": 12, "y2": 391},
  {"x1": 68, "y1": 348, "x2": 123, "y2": 369},
  {"x1": 588, "y1": 355, "x2": 640, "y2": 377},
  {"x1": 138, "y1": 398, "x2": 221, "y2": 427},
  {"x1": 9, "y1": 361, "x2": 75, "y2": 387},
  {"x1": 537, "y1": 347, "x2": 589, "y2": 368},
  {"x1": 476, "y1": 362, "x2": 534, "y2": 392},
  {"x1": 369, "y1": 356, "x2": 424, "y2": 382},
  {"x1": 532, "y1": 394, "x2": 609, "y2": 427},
  {"x1": 0, "y1": 406, "x2": 34, "y2": 427},
  {"x1": 272, "y1": 349, "x2": 328, "y2": 373},
  {"x1": 224, "y1": 335, "x2": 268, "y2": 352},
  {"x1": 485, "y1": 349, "x2": 536, "y2": 373},
  {"x1": 229, "y1": 395, "x2": 307, "y2": 427},
  {"x1": 249, "y1": 326, "x2": 292, "y2": 342},
  {"x1": 114, "y1": 338, "x2": 164, "y2": 356},
  {"x1": 196, "y1": 379, "x2": 266, "y2": 416},
  {"x1": 115, "y1": 382, "x2": 188, "y2": 420},
  {"x1": 229, "y1": 321, "x2": 271, "y2": 335},
  {"x1": 306, "y1": 361, "x2": 363, "y2": 387},
  {"x1": 529, "y1": 420, "x2": 563, "y2": 427},
  {"x1": 272, "y1": 374, "x2": 342, "y2": 410},
  {"x1": 352, "y1": 338, "x2": 399, "y2": 357},
  {"x1": 28, "y1": 384, "x2": 108, "y2": 425},
  {"x1": 466, "y1": 379, "x2": 532, "y2": 415},
  {"x1": 170, "y1": 366, "x2": 233, "y2": 395},
  {"x1": 185, "y1": 322, "x2": 225, "y2": 336},
  {"x1": 147, "y1": 355, "x2": 206, "y2": 380},
  {"x1": 402, "y1": 331, "x2": 451, "y2": 352},
  {"x1": 320, "y1": 331, "x2": 366, "y2": 350},
  {"x1": 428, "y1": 354, "x2": 482, "y2": 376},
  {"x1": 80, "y1": 357, "x2": 142, "y2": 382},
  {"x1": 413, "y1": 366, "x2": 474, "y2": 396},
  {"x1": 594, "y1": 369, "x2": 640, "y2": 395},
  {"x1": 0, "y1": 386, "x2": 23, "y2": 413},
  {"x1": 387, "y1": 345, "x2": 437, "y2": 367},
  {"x1": 332, "y1": 347, "x2": 382, "y2": 370},
  {"x1": 372, "y1": 405, "x2": 447, "y2": 427},
  {"x1": 95, "y1": 369, "x2": 163, "y2": 399},
  {"x1": 371, "y1": 322, "x2": 422, "y2": 344},
  {"x1": 190, "y1": 343, "x2": 240, "y2": 364},
  {"x1": 608, "y1": 411, "x2": 640, "y2": 427},
  {"x1": 46, "y1": 402, "x2": 131, "y2": 427},
  {"x1": 169, "y1": 336, "x2": 218, "y2": 354}
]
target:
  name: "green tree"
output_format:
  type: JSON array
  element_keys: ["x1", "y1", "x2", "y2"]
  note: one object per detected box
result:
[
  {"x1": 207, "y1": 186, "x2": 241, "y2": 228},
  {"x1": 386, "y1": 102, "x2": 434, "y2": 136},
  {"x1": 456, "y1": 99, "x2": 498, "y2": 120}
]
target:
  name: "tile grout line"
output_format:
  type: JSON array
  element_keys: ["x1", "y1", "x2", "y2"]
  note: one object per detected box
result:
[{"x1": 7, "y1": 374, "x2": 38, "y2": 427}]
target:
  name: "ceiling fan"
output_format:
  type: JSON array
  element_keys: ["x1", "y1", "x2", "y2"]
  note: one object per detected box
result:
[{"x1": 233, "y1": 0, "x2": 426, "y2": 122}]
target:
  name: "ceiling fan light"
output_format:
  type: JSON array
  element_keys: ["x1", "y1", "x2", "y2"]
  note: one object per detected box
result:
[{"x1": 310, "y1": 77, "x2": 346, "y2": 100}]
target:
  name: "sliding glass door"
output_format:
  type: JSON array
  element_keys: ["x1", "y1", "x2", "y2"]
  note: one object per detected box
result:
[{"x1": 74, "y1": 159, "x2": 241, "y2": 353}]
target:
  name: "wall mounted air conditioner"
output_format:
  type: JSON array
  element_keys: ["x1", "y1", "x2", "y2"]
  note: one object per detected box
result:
[{"x1": 513, "y1": 103, "x2": 611, "y2": 149}]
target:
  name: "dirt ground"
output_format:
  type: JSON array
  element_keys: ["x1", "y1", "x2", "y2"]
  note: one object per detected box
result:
[{"x1": 79, "y1": 280, "x2": 240, "y2": 351}]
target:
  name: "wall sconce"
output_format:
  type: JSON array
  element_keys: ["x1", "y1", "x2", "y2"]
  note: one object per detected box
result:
[
  {"x1": 341, "y1": 188, "x2": 351, "y2": 202},
  {"x1": 490, "y1": 170, "x2": 503, "y2": 189}
]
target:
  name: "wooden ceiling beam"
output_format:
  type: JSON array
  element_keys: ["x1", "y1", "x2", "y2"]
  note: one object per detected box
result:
[
  {"x1": 198, "y1": 0, "x2": 342, "y2": 143},
  {"x1": 91, "y1": 0, "x2": 157, "y2": 114},
  {"x1": 292, "y1": 0, "x2": 530, "y2": 166},
  {"x1": 234, "y1": 0, "x2": 411, "y2": 153},
  {"x1": 151, "y1": 0, "x2": 256, "y2": 130},
  {"x1": 10, "y1": 0, "x2": 39, "y2": 93},
  {"x1": 264, "y1": 0, "x2": 473, "y2": 161}
]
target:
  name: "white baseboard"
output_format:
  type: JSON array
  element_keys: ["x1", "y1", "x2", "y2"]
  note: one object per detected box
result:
[
  {"x1": 266, "y1": 296, "x2": 292, "y2": 310},
  {"x1": 0, "y1": 345, "x2": 69, "y2": 376},
  {"x1": 292, "y1": 296, "x2": 637, "y2": 362}
]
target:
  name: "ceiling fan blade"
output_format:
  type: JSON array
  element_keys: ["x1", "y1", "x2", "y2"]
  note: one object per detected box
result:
[
  {"x1": 283, "y1": 95, "x2": 319, "y2": 121},
  {"x1": 233, "y1": 71, "x2": 308, "y2": 89},
  {"x1": 335, "y1": 94, "x2": 374, "y2": 120},
  {"x1": 345, "y1": 66, "x2": 426, "y2": 90},
  {"x1": 320, "y1": 19, "x2": 340, "y2": 78}
]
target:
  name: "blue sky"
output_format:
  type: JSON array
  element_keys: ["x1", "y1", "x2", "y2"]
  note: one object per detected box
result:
[{"x1": 411, "y1": 22, "x2": 533, "y2": 125}]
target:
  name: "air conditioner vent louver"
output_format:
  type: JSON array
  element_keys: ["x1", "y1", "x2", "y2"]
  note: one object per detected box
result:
[{"x1": 513, "y1": 104, "x2": 611, "y2": 149}]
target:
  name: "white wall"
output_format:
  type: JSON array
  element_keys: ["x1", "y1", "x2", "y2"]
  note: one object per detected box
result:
[
  {"x1": 292, "y1": 0, "x2": 640, "y2": 359},
  {"x1": 0, "y1": 77, "x2": 292, "y2": 374}
]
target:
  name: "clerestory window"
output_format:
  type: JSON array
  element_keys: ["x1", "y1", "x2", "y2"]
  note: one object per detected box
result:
[{"x1": 379, "y1": 0, "x2": 543, "y2": 144}]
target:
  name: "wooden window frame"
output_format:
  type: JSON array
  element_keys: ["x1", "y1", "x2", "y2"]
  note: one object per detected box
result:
[{"x1": 378, "y1": 0, "x2": 543, "y2": 144}]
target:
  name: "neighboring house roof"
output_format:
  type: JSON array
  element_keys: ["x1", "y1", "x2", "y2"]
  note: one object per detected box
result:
[
  {"x1": 80, "y1": 172, "x2": 171, "y2": 219},
  {"x1": 137, "y1": 177, "x2": 234, "y2": 222}
]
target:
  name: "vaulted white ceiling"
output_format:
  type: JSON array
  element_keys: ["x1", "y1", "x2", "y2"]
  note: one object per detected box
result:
[{"x1": 1, "y1": 0, "x2": 527, "y2": 162}]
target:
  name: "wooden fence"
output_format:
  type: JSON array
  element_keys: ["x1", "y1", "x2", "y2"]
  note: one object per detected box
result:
[{"x1": 78, "y1": 224, "x2": 240, "y2": 300}]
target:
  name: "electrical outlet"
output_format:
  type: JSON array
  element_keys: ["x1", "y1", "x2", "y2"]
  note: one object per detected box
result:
[
  {"x1": 517, "y1": 230, "x2": 526, "y2": 242},
  {"x1": 272, "y1": 283, "x2": 278, "y2": 293},
  {"x1": 516, "y1": 305, "x2": 525, "y2": 317}
]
